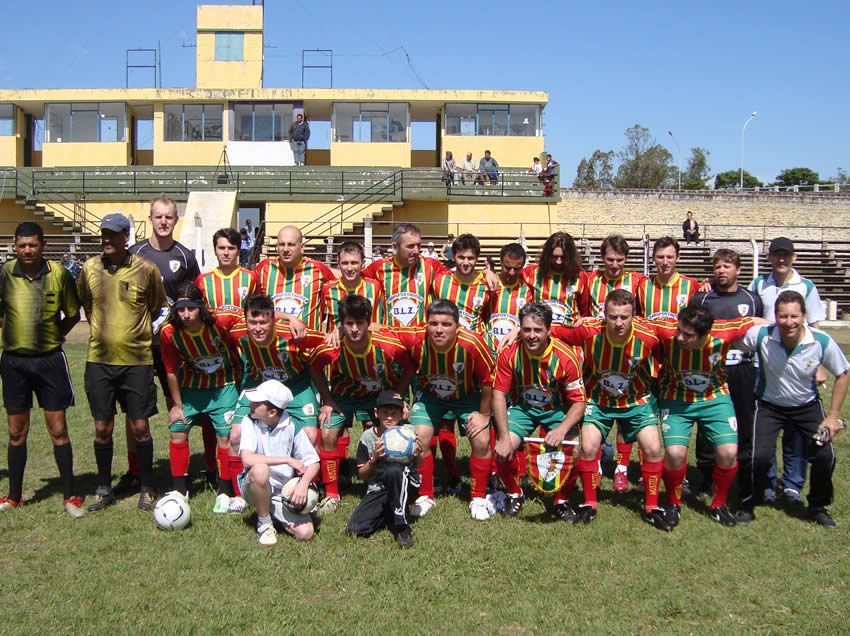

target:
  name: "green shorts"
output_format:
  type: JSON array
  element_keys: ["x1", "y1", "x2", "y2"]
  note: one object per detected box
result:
[
  {"x1": 409, "y1": 390, "x2": 487, "y2": 430},
  {"x1": 582, "y1": 397, "x2": 660, "y2": 444},
  {"x1": 169, "y1": 384, "x2": 239, "y2": 436},
  {"x1": 660, "y1": 396, "x2": 738, "y2": 448},
  {"x1": 324, "y1": 395, "x2": 378, "y2": 430},
  {"x1": 507, "y1": 404, "x2": 572, "y2": 439},
  {"x1": 234, "y1": 383, "x2": 319, "y2": 434}
]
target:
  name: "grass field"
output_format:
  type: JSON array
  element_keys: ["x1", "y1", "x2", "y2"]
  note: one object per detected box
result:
[{"x1": 1, "y1": 328, "x2": 850, "y2": 634}]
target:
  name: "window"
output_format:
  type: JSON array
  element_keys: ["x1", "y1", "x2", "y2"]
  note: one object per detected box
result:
[
  {"x1": 45, "y1": 103, "x2": 126, "y2": 143},
  {"x1": 332, "y1": 103, "x2": 408, "y2": 143},
  {"x1": 233, "y1": 103, "x2": 293, "y2": 141},
  {"x1": 215, "y1": 32, "x2": 244, "y2": 61},
  {"x1": 163, "y1": 104, "x2": 223, "y2": 141},
  {"x1": 0, "y1": 105, "x2": 15, "y2": 136},
  {"x1": 444, "y1": 103, "x2": 541, "y2": 136}
]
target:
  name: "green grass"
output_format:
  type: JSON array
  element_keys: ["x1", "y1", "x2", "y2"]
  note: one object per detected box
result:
[{"x1": 2, "y1": 338, "x2": 850, "y2": 634}]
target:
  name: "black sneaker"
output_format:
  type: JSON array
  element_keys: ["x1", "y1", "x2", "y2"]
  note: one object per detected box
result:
[
  {"x1": 446, "y1": 476, "x2": 462, "y2": 495},
  {"x1": 501, "y1": 494, "x2": 524, "y2": 518},
  {"x1": 680, "y1": 479, "x2": 693, "y2": 497},
  {"x1": 486, "y1": 473, "x2": 501, "y2": 493},
  {"x1": 710, "y1": 505, "x2": 737, "y2": 527},
  {"x1": 111, "y1": 472, "x2": 139, "y2": 496},
  {"x1": 735, "y1": 507, "x2": 755, "y2": 524},
  {"x1": 645, "y1": 506, "x2": 674, "y2": 532},
  {"x1": 138, "y1": 488, "x2": 155, "y2": 512},
  {"x1": 664, "y1": 504, "x2": 681, "y2": 527},
  {"x1": 811, "y1": 509, "x2": 838, "y2": 528},
  {"x1": 554, "y1": 501, "x2": 577, "y2": 523},
  {"x1": 395, "y1": 526, "x2": 414, "y2": 548},
  {"x1": 573, "y1": 504, "x2": 597, "y2": 525},
  {"x1": 782, "y1": 488, "x2": 803, "y2": 504},
  {"x1": 87, "y1": 487, "x2": 116, "y2": 512}
]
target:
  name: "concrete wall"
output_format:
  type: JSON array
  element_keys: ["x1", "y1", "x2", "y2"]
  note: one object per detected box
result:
[
  {"x1": 441, "y1": 136, "x2": 543, "y2": 171},
  {"x1": 196, "y1": 4, "x2": 263, "y2": 90},
  {"x1": 330, "y1": 141, "x2": 411, "y2": 167},
  {"x1": 42, "y1": 141, "x2": 130, "y2": 167}
]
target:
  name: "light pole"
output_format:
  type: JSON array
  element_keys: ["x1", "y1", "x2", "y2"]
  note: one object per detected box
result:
[
  {"x1": 740, "y1": 111, "x2": 758, "y2": 190},
  {"x1": 667, "y1": 130, "x2": 681, "y2": 191}
]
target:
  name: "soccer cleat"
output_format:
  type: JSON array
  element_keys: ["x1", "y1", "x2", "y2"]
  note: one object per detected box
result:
[
  {"x1": 680, "y1": 478, "x2": 693, "y2": 497},
  {"x1": 87, "y1": 487, "x2": 116, "y2": 512},
  {"x1": 811, "y1": 509, "x2": 838, "y2": 528},
  {"x1": 111, "y1": 472, "x2": 139, "y2": 496},
  {"x1": 573, "y1": 504, "x2": 597, "y2": 525},
  {"x1": 137, "y1": 488, "x2": 155, "y2": 512},
  {"x1": 446, "y1": 476, "x2": 462, "y2": 495},
  {"x1": 228, "y1": 496, "x2": 248, "y2": 513},
  {"x1": 613, "y1": 469, "x2": 628, "y2": 493},
  {"x1": 501, "y1": 494, "x2": 524, "y2": 519},
  {"x1": 213, "y1": 493, "x2": 231, "y2": 514},
  {"x1": 395, "y1": 526, "x2": 414, "y2": 549},
  {"x1": 664, "y1": 504, "x2": 681, "y2": 527},
  {"x1": 710, "y1": 505, "x2": 737, "y2": 527},
  {"x1": 257, "y1": 522, "x2": 277, "y2": 546},
  {"x1": 63, "y1": 497, "x2": 86, "y2": 519},
  {"x1": 469, "y1": 497, "x2": 492, "y2": 521},
  {"x1": 735, "y1": 508, "x2": 755, "y2": 524},
  {"x1": 409, "y1": 495, "x2": 436, "y2": 519},
  {"x1": 486, "y1": 473, "x2": 501, "y2": 494},
  {"x1": 0, "y1": 496, "x2": 21, "y2": 511},
  {"x1": 554, "y1": 501, "x2": 577, "y2": 523},
  {"x1": 317, "y1": 496, "x2": 341, "y2": 516},
  {"x1": 782, "y1": 488, "x2": 802, "y2": 504},
  {"x1": 645, "y1": 506, "x2": 674, "y2": 532}
]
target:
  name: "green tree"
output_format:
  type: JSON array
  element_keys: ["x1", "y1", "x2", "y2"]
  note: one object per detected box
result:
[
  {"x1": 714, "y1": 169, "x2": 762, "y2": 189},
  {"x1": 614, "y1": 124, "x2": 675, "y2": 189},
  {"x1": 573, "y1": 149, "x2": 615, "y2": 188},
  {"x1": 682, "y1": 147, "x2": 711, "y2": 190},
  {"x1": 774, "y1": 167, "x2": 820, "y2": 186}
]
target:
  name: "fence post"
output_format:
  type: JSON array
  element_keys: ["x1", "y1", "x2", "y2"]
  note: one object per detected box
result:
[
  {"x1": 185, "y1": 171, "x2": 189, "y2": 196},
  {"x1": 364, "y1": 215, "x2": 373, "y2": 262},
  {"x1": 325, "y1": 234, "x2": 334, "y2": 266}
]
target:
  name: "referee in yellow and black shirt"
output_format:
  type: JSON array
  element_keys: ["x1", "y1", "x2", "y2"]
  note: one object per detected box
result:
[{"x1": 0, "y1": 222, "x2": 83, "y2": 517}]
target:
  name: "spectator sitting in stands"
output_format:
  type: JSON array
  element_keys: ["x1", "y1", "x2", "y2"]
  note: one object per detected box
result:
[
  {"x1": 239, "y1": 229, "x2": 251, "y2": 267},
  {"x1": 477, "y1": 150, "x2": 499, "y2": 185},
  {"x1": 682, "y1": 211, "x2": 700, "y2": 245},
  {"x1": 442, "y1": 151, "x2": 457, "y2": 185},
  {"x1": 529, "y1": 157, "x2": 543, "y2": 177},
  {"x1": 423, "y1": 242, "x2": 439, "y2": 259},
  {"x1": 459, "y1": 153, "x2": 477, "y2": 185}
]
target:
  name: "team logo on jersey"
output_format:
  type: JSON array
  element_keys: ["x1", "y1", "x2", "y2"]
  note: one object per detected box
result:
[
  {"x1": 372, "y1": 363, "x2": 385, "y2": 374},
  {"x1": 601, "y1": 373, "x2": 631, "y2": 396},
  {"x1": 458, "y1": 311, "x2": 473, "y2": 329},
  {"x1": 522, "y1": 384, "x2": 553, "y2": 407},
  {"x1": 194, "y1": 355, "x2": 224, "y2": 374},
  {"x1": 628, "y1": 356, "x2": 642, "y2": 369},
  {"x1": 238, "y1": 286, "x2": 249, "y2": 298},
  {"x1": 389, "y1": 293, "x2": 422, "y2": 326},
  {"x1": 277, "y1": 350, "x2": 289, "y2": 363},
  {"x1": 357, "y1": 377, "x2": 382, "y2": 393},
  {"x1": 211, "y1": 336, "x2": 222, "y2": 350},
  {"x1": 708, "y1": 353, "x2": 723, "y2": 366},
  {"x1": 542, "y1": 299, "x2": 568, "y2": 323},
  {"x1": 676, "y1": 294, "x2": 688, "y2": 307},
  {"x1": 516, "y1": 298, "x2": 527, "y2": 309},
  {"x1": 472, "y1": 296, "x2": 483, "y2": 308},
  {"x1": 452, "y1": 362, "x2": 465, "y2": 374},
  {"x1": 679, "y1": 371, "x2": 711, "y2": 393},
  {"x1": 169, "y1": 260, "x2": 181, "y2": 273},
  {"x1": 261, "y1": 367, "x2": 289, "y2": 382},
  {"x1": 737, "y1": 304, "x2": 750, "y2": 316},
  {"x1": 491, "y1": 316, "x2": 519, "y2": 342},
  {"x1": 427, "y1": 375, "x2": 458, "y2": 399},
  {"x1": 728, "y1": 416, "x2": 738, "y2": 432},
  {"x1": 300, "y1": 274, "x2": 311, "y2": 287},
  {"x1": 273, "y1": 293, "x2": 306, "y2": 317},
  {"x1": 415, "y1": 272, "x2": 425, "y2": 285}
]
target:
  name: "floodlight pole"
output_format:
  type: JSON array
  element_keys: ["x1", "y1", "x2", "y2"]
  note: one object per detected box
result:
[
  {"x1": 667, "y1": 130, "x2": 681, "y2": 191},
  {"x1": 740, "y1": 111, "x2": 758, "y2": 190}
]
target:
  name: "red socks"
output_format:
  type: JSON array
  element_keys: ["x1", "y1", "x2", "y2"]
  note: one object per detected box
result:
[
  {"x1": 337, "y1": 435, "x2": 350, "y2": 462},
  {"x1": 578, "y1": 458, "x2": 600, "y2": 508},
  {"x1": 419, "y1": 452, "x2": 435, "y2": 498},
  {"x1": 616, "y1": 441, "x2": 633, "y2": 469},
  {"x1": 216, "y1": 446, "x2": 231, "y2": 480},
  {"x1": 169, "y1": 440, "x2": 190, "y2": 478},
  {"x1": 662, "y1": 464, "x2": 687, "y2": 506},
  {"x1": 469, "y1": 455, "x2": 491, "y2": 500},
  {"x1": 201, "y1": 419, "x2": 217, "y2": 473},
  {"x1": 495, "y1": 454, "x2": 522, "y2": 497},
  {"x1": 319, "y1": 449, "x2": 340, "y2": 499},
  {"x1": 438, "y1": 428, "x2": 459, "y2": 478},
  {"x1": 641, "y1": 459, "x2": 663, "y2": 512},
  {"x1": 711, "y1": 462, "x2": 737, "y2": 508},
  {"x1": 229, "y1": 455, "x2": 244, "y2": 497}
]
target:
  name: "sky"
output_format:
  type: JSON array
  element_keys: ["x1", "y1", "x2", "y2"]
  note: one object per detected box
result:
[{"x1": 1, "y1": 0, "x2": 847, "y2": 185}]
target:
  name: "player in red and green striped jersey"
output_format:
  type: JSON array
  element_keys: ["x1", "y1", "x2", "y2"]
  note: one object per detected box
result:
[
  {"x1": 195, "y1": 228, "x2": 259, "y2": 314},
  {"x1": 488, "y1": 243, "x2": 534, "y2": 351},
  {"x1": 550, "y1": 289, "x2": 670, "y2": 530},
  {"x1": 492, "y1": 303, "x2": 586, "y2": 521},
  {"x1": 522, "y1": 232, "x2": 588, "y2": 327},
  {"x1": 159, "y1": 283, "x2": 243, "y2": 510},
  {"x1": 321, "y1": 241, "x2": 386, "y2": 330},
  {"x1": 636, "y1": 237, "x2": 698, "y2": 322},
  {"x1": 255, "y1": 225, "x2": 335, "y2": 333},
  {"x1": 395, "y1": 300, "x2": 496, "y2": 521},
  {"x1": 651, "y1": 306, "x2": 760, "y2": 527},
  {"x1": 310, "y1": 294, "x2": 416, "y2": 514}
]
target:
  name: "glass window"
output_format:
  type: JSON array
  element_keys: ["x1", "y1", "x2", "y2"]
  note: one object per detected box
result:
[
  {"x1": 46, "y1": 103, "x2": 126, "y2": 143},
  {"x1": 99, "y1": 102, "x2": 125, "y2": 142},
  {"x1": 444, "y1": 104, "x2": 476, "y2": 136},
  {"x1": 215, "y1": 32, "x2": 244, "y2": 61},
  {"x1": 0, "y1": 105, "x2": 15, "y2": 136},
  {"x1": 163, "y1": 104, "x2": 222, "y2": 141},
  {"x1": 46, "y1": 104, "x2": 71, "y2": 143},
  {"x1": 203, "y1": 104, "x2": 223, "y2": 141},
  {"x1": 509, "y1": 104, "x2": 539, "y2": 136},
  {"x1": 333, "y1": 103, "x2": 408, "y2": 143},
  {"x1": 444, "y1": 103, "x2": 541, "y2": 137},
  {"x1": 231, "y1": 103, "x2": 293, "y2": 141}
]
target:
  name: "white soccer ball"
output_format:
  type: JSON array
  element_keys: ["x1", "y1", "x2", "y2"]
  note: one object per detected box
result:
[
  {"x1": 153, "y1": 491, "x2": 191, "y2": 530},
  {"x1": 381, "y1": 425, "x2": 417, "y2": 464},
  {"x1": 280, "y1": 477, "x2": 320, "y2": 514}
]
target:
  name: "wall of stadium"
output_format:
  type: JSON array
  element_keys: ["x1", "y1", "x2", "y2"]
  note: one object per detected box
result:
[{"x1": 441, "y1": 136, "x2": 544, "y2": 172}]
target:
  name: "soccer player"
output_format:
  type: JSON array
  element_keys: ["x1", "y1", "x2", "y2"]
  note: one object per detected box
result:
[
  {"x1": 321, "y1": 241, "x2": 385, "y2": 329},
  {"x1": 0, "y1": 222, "x2": 84, "y2": 517},
  {"x1": 548, "y1": 290, "x2": 669, "y2": 529},
  {"x1": 492, "y1": 303, "x2": 586, "y2": 521},
  {"x1": 255, "y1": 225, "x2": 335, "y2": 334},
  {"x1": 310, "y1": 294, "x2": 416, "y2": 514},
  {"x1": 636, "y1": 237, "x2": 698, "y2": 322},
  {"x1": 238, "y1": 380, "x2": 320, "y2": 546},
  {"x1": 195, "y1": 227, "x2": 259, "y2": 313},
  {"x1": 735, "y1": 291, "x2": 849, "y2": 527},
  {"x1": 159, "y1": 282, "x2": 242, "y2": 511},
  {"x1": 395, "y1": 300, "x2": 496, "y2": 520},
  {"x1": 652, "y1": 306, "x2": 758, "y2": 527},
  {"x1": 78, "y1": 213, "x2": 167, "y2": 512},
  {"x1": 345, "y1": 390, "x2": 424, "y2": 548},
  {"x1": 487, "y1": 243, "x2": 534, "y2": 351},
  {"x1": 522, "y1": 231, "x2": 587, "y2": 327}
]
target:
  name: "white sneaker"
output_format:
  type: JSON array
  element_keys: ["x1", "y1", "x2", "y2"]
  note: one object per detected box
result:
[
  {"x1": 212, "y1": 493, "x2": 231, "y2": 514},
  {"x1": 469, "y1": 497, "x2": 492, "y2": 521},
  {"x1": 409, "y1": 495, "x2": 436, "y2": 518},
  {"x1": 257, "y1": 522, "x2": 277, "y2": 546},
  {"x1": 229, "y1": 496, "x2": 247, "y2": 513},
  {"x1": 317, "y1": 496, "x2": 340, "y2": 516}
]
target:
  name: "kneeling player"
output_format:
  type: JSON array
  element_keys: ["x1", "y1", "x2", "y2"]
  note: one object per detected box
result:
[
  {"x1": 492, "y1": 303, "x2": 586, "y2": 520},
  {"x1": 345, "y1": 390, "x2": 423, "y2": 548},
  {"x1": 238, "y1": 380, "x2": 319, "y2": 546}
]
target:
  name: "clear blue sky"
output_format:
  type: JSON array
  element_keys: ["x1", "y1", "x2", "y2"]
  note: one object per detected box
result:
[{"x1": 1, "y1": 0, "x2": 846, "y2": 184}]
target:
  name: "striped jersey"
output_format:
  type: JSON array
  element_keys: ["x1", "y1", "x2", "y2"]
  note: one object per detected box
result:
[
  {"x1": 651, "y1": 318, "x2": 753, "y2": 402},
  {"x1": 310, "y1": 330, "x2": 416, "y2": 400},
  {"x1": 585, "y1": 270, "x2": 647, "y2": 318},
  {"x1": 395, "y1": 326, "x2": 495, "y2": 400},
  {"x1": 321, "y1": 277, "x2": 386, "y2": 329},
  {"x1": 254, "y1": 257, "x2": 335, "y2": 331},
  {"x1": 522, "y1": 264, "x2": 587, "y2": 326},
  {"x1": 160, "y1": 315, "x2": 241, "y2": 389},
  {"x1": 493, "y1": 338, "x2": 585, "y2": 411},
  {"x1": 433, "y1": 271, "x2": 491, "y2": 333},
  {"x1": 636, "y1": 273, "x2": 698, "y2": 321},
  {"x1": 230, "y1": 319, "x2": 326, "y2": 392},
  {"x1": 362, "y1": 256, "x2": 447, "y2": 327},
  {"x1": 552, "y1": 318, "x2": 661, "y2": 408},
  {"x1": 487, "y1": 278, "x2": 534, "y2": 351},
  {"x1": 195, "y1": 268, "x2": 259, "y2": 314}
]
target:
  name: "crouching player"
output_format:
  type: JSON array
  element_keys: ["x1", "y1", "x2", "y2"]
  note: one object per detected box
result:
[
  {"x1": 238, "y1": 380, "x2": 319, "y2": 546},
  {"x1": 345, "y1": 390, "x2": 423, "y2": 548},
  {"x1": 159, "y1": 282, "x2": 242, "y2": 510},
  {"x1": 492, "y1": 303, "x2": 586, "y2": 521}
]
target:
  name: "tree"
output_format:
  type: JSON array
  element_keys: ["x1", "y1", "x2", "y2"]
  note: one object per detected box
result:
[
  {"x1": 614, "y1": 124, "x2": 675, "y2": 189},
  {"x1": 774, "y1": 167, "x2": 820, "y2": 187},
  {"x1": 714, "y1": 170, "x2": 762, "y2": 189},
  {"x1": 573, "y1": 149, "x2": 615, "y2": 189},
  {"x1": 682, "y1": 147, "x2": 711, "y2": 190}
]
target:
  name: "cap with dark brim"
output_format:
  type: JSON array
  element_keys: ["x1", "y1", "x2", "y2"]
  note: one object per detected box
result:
[{"x1": 769, "y1": 237, "x2": 795, "y2": 254}]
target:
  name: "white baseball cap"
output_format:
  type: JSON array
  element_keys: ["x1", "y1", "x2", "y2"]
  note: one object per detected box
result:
[{"x1": 243, "y1": 380, "x2": 293, "y2": 410}]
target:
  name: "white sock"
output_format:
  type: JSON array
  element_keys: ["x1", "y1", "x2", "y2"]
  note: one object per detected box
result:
[{"x1": 257, "y1": 515, "x2": 272, "y2": 527}]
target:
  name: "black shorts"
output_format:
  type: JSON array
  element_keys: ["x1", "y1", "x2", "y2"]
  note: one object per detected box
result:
[
  {"x1": 1, "y1": 349, "x2": 75, "y2": 412},
  {"x1": 84, "y1": 362, "x2": 158, "y2": 421}
]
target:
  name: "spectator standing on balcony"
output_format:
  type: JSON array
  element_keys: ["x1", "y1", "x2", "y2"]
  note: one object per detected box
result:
[
  {"x1": 289, "y1": 114, "x2": 310, "y2": 166},
  {"x1": 459, "y1": 153, "x2": 477, "y2": 185},
  {"x1": 682, "y1": 211, "x2": 699, "y2": 245},
  {"x1": 529, "y1": 157, "x2": 542, "y2": 176},
  {"x1": 543, "y1": 154, "x2": 559, "y2": 196},
  {"x1": 442, "y1": 151, "x2": 457, "y2": 185},
  {"x1": 477, "y1": 150, "x2": 499, "y2": 185}
]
